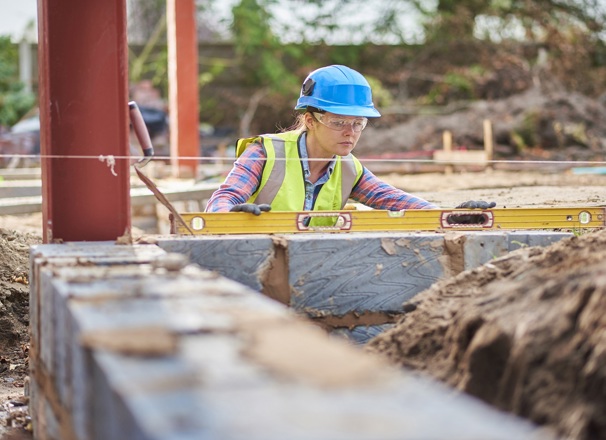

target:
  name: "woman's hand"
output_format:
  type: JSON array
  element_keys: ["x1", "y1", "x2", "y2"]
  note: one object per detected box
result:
[{"x1": 229, "y1": 203, "x2": 272, "y2": 215}]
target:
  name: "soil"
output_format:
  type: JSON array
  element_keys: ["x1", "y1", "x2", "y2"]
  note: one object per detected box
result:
[
  {"x1": 366, "y1": 227, "x2": 606, "y2": 440},
  {"x1": 0, "y1": 170, "x2": 604, "y2": 439},
  {"x1": 380, "y1": 169, "x2": 606, "y2": 209},
  {"x1": 0, "y1": 227, "x2": 40, "y2": 440}
]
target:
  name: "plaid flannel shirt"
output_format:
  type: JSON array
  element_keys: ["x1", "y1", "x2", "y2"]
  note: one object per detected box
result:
[{"x1": 205, "y1": 140, "x2": 437, "y2": 212}]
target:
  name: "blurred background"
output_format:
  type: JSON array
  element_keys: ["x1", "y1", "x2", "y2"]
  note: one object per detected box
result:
[{"x1": 2, "y1": 0, "x2": 606, "y2": 170}]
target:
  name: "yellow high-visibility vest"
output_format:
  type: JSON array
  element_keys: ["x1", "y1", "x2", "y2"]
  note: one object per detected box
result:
[{"x1": 236, "y1": 131, "x2": 363, "y2": 224}]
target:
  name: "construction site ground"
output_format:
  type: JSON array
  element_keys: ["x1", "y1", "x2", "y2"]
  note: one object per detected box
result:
[{"x1": 1, "y1": 168, "x2": 605, "y2": 439}]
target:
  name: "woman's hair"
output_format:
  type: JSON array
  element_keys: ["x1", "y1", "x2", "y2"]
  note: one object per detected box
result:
[{"x1": 280, "y1": 107, "x2": 323, "y2": 133}]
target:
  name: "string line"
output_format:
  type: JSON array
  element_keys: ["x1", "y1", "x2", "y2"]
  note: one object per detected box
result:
[{"x1": 1, "y1": 153, "x2": 606, "y2": 166}]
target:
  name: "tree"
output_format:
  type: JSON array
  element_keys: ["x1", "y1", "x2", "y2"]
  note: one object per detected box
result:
[
  {"x1": 230, "y1": 0, "x2": 301, "y2": 135},
  {"x1": 417, "y1": 0, "x2": 606, "y2": 44},
  {"x1": 0, "y1": 36, "x2": 35, "y2": 128},
  {"x1": 126, "y1": 0, "x2": 606, "y2": 134},
  {"x1": 262, "y1": 0, "x2": 425, "y2": 44},
  {"x1": 422, "y1": 0, "x2": 489, "y2": 41},
  {"x1": 407, "y1": 0, "x2": 606, "y2": 96},
  {"x1": 127, "y1": 0, "x2": 225, "y2": 97}
]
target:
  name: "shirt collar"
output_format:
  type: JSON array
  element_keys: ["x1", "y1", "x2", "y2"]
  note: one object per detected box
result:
[{"x1": 299, "y1": 131, "x2": 336, "y2": 178}]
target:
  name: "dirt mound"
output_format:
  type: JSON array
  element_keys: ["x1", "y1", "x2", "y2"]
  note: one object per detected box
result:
[
  {"x1": 366, "y1": 229, "x2": 606, "y2": 440},
  {"x1": 0, "y1": 228, "x2": 41, "y2": 437},
  {"x1": 0, "y1": 229, "x2": 39, "y2": 351},
  {"x1": 357, "y1": 85, "x2": 606, "y2": 160}
]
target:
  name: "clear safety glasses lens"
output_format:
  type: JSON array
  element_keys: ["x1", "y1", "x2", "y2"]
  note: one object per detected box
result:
[{"x1": 313, "y1": 113, "x2": 368, "y2": 133}]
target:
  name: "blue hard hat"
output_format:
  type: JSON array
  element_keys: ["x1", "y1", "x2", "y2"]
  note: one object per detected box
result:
[{"x1": 295, "y1": 65, "x2": 381, "y2": 118}]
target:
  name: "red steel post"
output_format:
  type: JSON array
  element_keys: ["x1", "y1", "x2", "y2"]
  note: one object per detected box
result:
[
  {"x1": 37, "y1": 0, "x2": 131, "y2": 242},
  {"x1": 167, "y1": 0, "x2": 200, "y2": 178}
]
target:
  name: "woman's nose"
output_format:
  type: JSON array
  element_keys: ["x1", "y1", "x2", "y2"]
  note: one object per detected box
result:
[{"x1": 342, "y1": 122, "x2": 355, "y2": 134}]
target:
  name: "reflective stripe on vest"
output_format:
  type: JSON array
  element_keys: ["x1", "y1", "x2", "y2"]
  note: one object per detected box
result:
[
  {"x1": 255, "y1": 136, "x2": 286, "y2": 205},
  {"x1": 340, "y1": 156, "x2": 358, "y2": 207}
]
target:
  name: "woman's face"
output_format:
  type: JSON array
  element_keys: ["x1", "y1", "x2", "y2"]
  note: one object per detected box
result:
[{"x1": 306, "y1": 112, "x2": 367, "y2": 158}]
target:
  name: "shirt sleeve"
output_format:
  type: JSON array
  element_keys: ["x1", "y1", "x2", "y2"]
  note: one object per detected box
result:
[
  {"x1": 350, "y1": 167, "x2": 438, "y2": 210},
  {"x1": 204, "y1": 143, "x2": 266, "y2": 212}
]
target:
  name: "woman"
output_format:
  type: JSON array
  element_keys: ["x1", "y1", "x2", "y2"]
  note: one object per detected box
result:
[{"x1": 205, "y1": 65, "x2": 493, "y2": 217}]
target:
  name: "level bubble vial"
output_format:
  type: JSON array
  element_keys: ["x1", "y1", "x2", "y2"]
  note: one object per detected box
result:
[
  {"x1": 191, "y1": 216, "x2": 205, "y2": 231},
  {"x1": 578, "y1": 211, "x2": 591, "y2": 224}
]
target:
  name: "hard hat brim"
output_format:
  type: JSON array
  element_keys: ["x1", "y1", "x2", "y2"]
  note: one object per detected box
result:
[{"x1": 295, "y1": 102, "x2": 381, "y2": 118}]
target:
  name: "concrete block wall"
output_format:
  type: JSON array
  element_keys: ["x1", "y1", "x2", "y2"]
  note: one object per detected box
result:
[
  {"x1": 29, "y1": 241, "x2": 548, "y2": 440},
  {"x1": 157, "y1": 231, "x2": 571, "y2": 343},
  {"x1": 29, "y1": 242, "x2": 168, "y2": 440}
]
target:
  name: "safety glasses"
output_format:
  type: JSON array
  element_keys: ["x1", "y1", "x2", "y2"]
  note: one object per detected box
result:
[{"x1": 313, "y1": 113, "x2": 368, "y2": 133}]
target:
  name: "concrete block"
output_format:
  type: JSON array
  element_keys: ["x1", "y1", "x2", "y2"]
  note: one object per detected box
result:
[
  {"x1": 30, "y1": 241, "x2": 166, "y2": 263},
  {"x1": 287, "y1": 233, "x2": 445, "y2": 316},
  {"x1": 29, "y1": 242, "x2": 167, "y2": 349},
  {"x1": 330, "y1": 324, "x2": 396, "y2": 345},
  {"x1": 462, "y1": 232, "x2": 509, "y2": 271},
  {"x1": 28, "y1": 243, "x2": 178, "y2": 440},
  {"x1": 508, "y1": 231, "x2": 572, "y2": 251},
  {"x1": 37, "y1": 271, "x2": 56, "y2": 382},
  {"x1": 193, "y1": 382, "x2": 540, "y2": 440},
  {"x1": 179, "y1": 334, "x2": 267, "y2": 388},
  {"x1": 156, "y1": 236, "x2": 275, "y2": 291},
  {"x1": 90, "y1": 352, "x2": 208, "y2": 440},
  {"x1": 29, "y1": 376, "x2": 61, "y2": 440},
  {"x1": 38, "y1": 261, "x2": 284, "y2": 440},
  {"x1": 30, "y1": 242, "x2": 169, "y2": 427},
  {"x1": 461, "y1": 231, "x2": 572, "y2": 271},
  {"x1": 182, "y1": 334, "x2": 543, "y2": 440},
  {"x1": 70, "y1": 332, "x2": 95, "y2": 440}
]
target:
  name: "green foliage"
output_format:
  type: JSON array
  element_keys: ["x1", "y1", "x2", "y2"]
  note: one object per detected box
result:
[
  {"x1": 329, "y1": 45, "x2": 366, "y2": 69},
  {"x1": 131, "y1": 45, "x2": 169, "y2": 95},
  {"x1": 511, "y1": 110, "x2": 540, "y2": 152},
  {"x1": 423, "y1": 0, "x2": 488, "y2": 42},
  {"x1": 129, "y1": 13, "x2": 167, "y2": 87},
  {"x1": 420, "y1": 70, "x2": 476, "y2": 105},
  {"x1": 198, "y1": 93, "x2": 224, "y2": 126},
  {"x1": 231, "y1": 0, "x2": 298, "y2": 92},
  {"x1": 510, "y1": 240, "x2": 529, "y2": 249},
  {"x1": 570, "y1": 227, "x2": 590, "y2": 237},
  {"x1": 127, "y1": 0, "x2": 170, "y2": 93},
  {"x1": 0, "y1": 36, "x2": 35, "y2": 127},
  {"x1": 229, "y1": 0, "x2": 304, "y2": 134},
  {"x1": 365, "y1": 75, "x2": 393, "y2": 109},
  {"x1": 444, "y1": 72, "x2": 474, "y2": 95}
]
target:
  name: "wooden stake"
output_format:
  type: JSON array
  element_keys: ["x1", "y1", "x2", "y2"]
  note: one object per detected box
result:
[
  {"x1": 442, "y1": 130, "x2": 453, "y2": 174},
  {"x1": 483, "y1": 119, "x2": 494, "y2": 170}
]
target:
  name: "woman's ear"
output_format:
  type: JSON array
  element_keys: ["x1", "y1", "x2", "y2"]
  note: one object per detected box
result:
[{"x1": 304, "y1": 112, "x2": 315, "y2": 130}]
